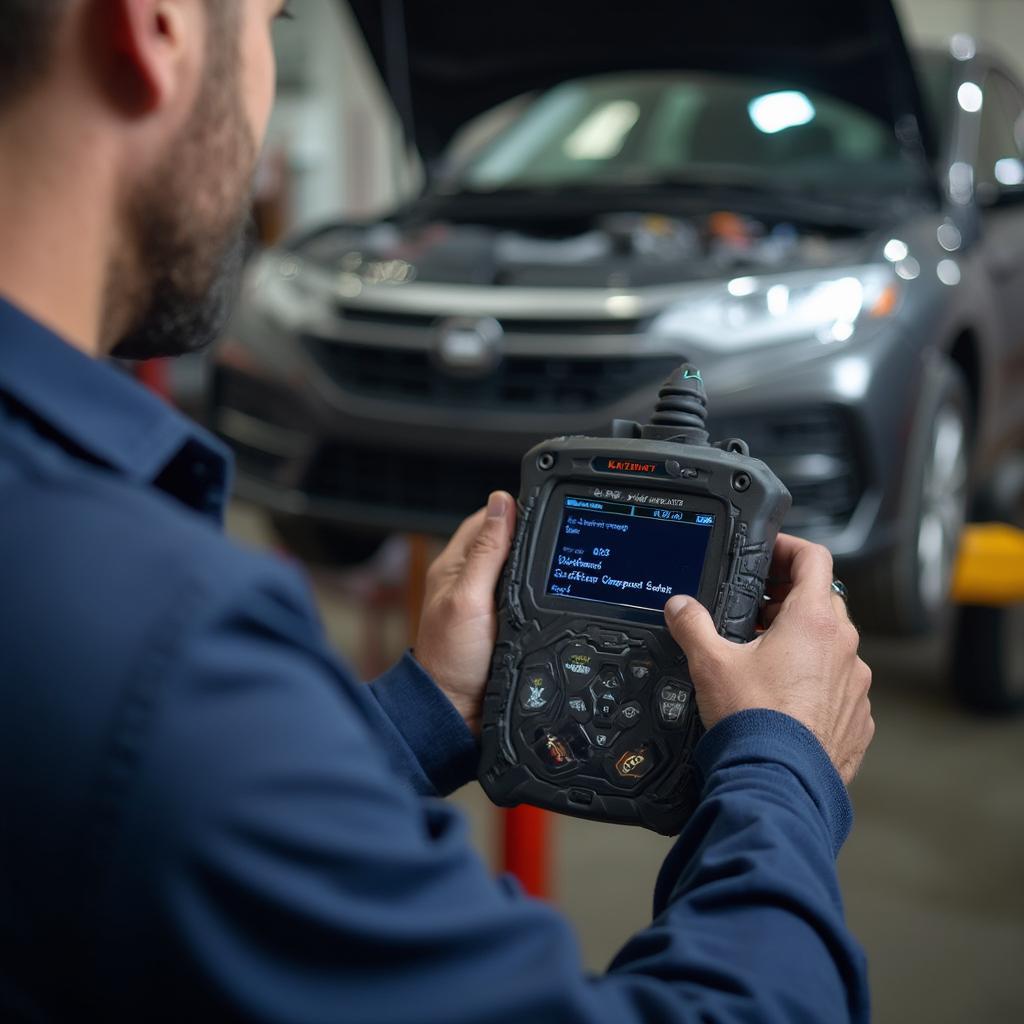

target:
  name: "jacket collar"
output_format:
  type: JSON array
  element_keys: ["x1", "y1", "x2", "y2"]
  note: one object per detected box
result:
[{"x1": 0, "y1": 295, "x2": 231, "y2": 521}]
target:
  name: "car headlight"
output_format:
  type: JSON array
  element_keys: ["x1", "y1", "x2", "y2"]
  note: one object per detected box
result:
[{"x1": 655, "y1": 264, "x2": 900, "y2": 350}]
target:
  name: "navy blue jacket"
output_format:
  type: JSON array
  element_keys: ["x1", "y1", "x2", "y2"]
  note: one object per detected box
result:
[{"x1": 0, "y1": 296, "x2": 868, "y2": 1022}]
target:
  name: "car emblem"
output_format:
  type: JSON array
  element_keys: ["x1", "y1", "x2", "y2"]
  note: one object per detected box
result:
[{"x1": 433, "y1": 317, "x2": 503, "y2": 377}]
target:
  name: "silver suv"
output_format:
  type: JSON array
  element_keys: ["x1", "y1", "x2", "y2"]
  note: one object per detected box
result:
[{"x1": 210, "y1": 1, "x2": 1024, "y2": 637}]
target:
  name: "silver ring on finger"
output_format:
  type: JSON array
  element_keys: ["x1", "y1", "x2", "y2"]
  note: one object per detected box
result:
[{"x1": 830, "y1": 578, "x2": 849, "y2": 603}]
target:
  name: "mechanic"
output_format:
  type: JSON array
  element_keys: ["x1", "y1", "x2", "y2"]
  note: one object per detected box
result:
[{"x1": 0, "y1": 2, "x2": 874, "y2": 1021}]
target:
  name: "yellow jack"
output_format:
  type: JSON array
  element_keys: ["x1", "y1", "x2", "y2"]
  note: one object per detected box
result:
[
  {"x1": 952, "y1": 523, "x2": 1024, "y2": 606},
  {"x1": 950, "y1": 522, "x2": 1024, "y2": 714}
]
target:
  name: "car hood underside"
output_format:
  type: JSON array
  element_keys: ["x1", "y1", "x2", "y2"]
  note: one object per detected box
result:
[{"x1": 346, "y1": 0, "x2": 934, "y2": 163}]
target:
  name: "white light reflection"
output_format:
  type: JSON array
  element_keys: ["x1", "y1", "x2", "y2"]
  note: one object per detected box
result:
[
  {"x1": 937, "y1": 259, "x2": 962, "y2": 286},
  {"x1": 563, "y1": 101, "x2": 640, "y2": 160},
  {"x1": 605, "y1": 293, "x2": 641, "y2": 317},
  {"x1": 748, "y1": 91, "x2": 815, "y2": 134},
  {"x1": 937, "y1": 222, "x2": 962, "y2": 252},
  {"x1": 949, "y1": 162, "x2": 974, "y2": 205},
  {"x1": 995, "y1": 158, "x2": 1024, "y2": 186},
  {"x1": 957, "y1": 82, "x2": 983, "y2": 113},
  {"x1": 895, "y1": 258, "x2": 921, "y2": 281},
  {"x1": 834, "y1": 357, "x2": 870, "y2": 399},
  {"x1": 727, "y1": 276, "x2": 757, "y2": 297},
  {"x1": 883, "y1": 239, "x2": 909, "y2": 262},
  {"x1": 766, "y1": 284, "x2": 789, "y2": 316},
  {"x1": 950, "y1": 34, "x2": 976, "y2": 61}
]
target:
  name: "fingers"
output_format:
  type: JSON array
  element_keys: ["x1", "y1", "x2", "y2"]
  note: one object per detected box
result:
[
  {"x1": 664, "y1": 595, "x2": 730, "y2": 670},
  {"x1": 760, "y1": 537, "x2": 847, "y2": 634},
  {"x1": 429, "y1": 492, "x2": 516, "y2": 579},
  {"x1": 767, "y1": 533, "x2": 815, "y2": 580},
  {"x1": 452, "y1": 491, "x2": 516, "y2": 598},
  {"x1": 434, "y1": 507, "x2": 489, "y2": 570}
]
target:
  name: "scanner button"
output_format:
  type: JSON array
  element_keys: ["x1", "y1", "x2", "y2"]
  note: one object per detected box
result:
[
  {"x1": 566, "y1": 695, "x2": 591, "y2": 722},
  {"x1": 614, "y1": 746, "x2": 655, "y2": 782},
  {"x1": 627, "y1": 657, "x2": 657, "y2": 686},
  {"x1": 592, "y1": 688, "x2": 619, "y2": 721},
  {"x1": 535, "y1": 732, "x2": 576, "y2": 774},
  {"x1": 518, "y1": 667, "x2": 556, "y2": 714},
  {"x1": 659, "y1": 700, "x2": 686, "y2": 725},
  {"x1": 659, "y1": 682, "x2": 688, "y2": 703},
  {"x1": 593, "y1": 667, "x2": 623, "y2": 692},
  {"x1": 657, "y1": 679, "x2": 692, "y2": 728},
  {"x1": 560, "y1": 644, "x2": 599, "y2": 689},
  {"x1": 615, "y1": 702, "x2": 643, "y2": 728},
  {"x1": 593, "y1": 628, "x2": 630, "y2": 652},
  {"x1": 581, "y1": 723, "x2": 619, "y2": 749}
]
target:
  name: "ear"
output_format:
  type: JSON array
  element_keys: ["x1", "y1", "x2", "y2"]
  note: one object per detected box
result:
[{"x1": 107, "y1": 0, "x2": 192, "y2": 114}]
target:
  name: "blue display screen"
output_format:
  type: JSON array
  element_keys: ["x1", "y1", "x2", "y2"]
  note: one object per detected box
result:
[{"x1": 545, "y1": 495, "x2": 715, "y2": 613}]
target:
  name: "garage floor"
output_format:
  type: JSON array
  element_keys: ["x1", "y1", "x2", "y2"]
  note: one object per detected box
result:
[{"x1": 229, "y1": 508, "x2": 1024, "y2": 1024}]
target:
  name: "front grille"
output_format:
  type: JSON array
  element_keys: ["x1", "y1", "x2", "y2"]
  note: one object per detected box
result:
[
  {"x1": 303, "y1": 335, "x2": 678, "y2": 412},
  {"x1": 340, "y1": 308, "x2": 650, "y2": 336},
  {"x1": 304, "y1": 442, "x2": 521, "y2": 525},
  {"x1": 710, "y1": 406, "x2": 863, "y2": 528}
]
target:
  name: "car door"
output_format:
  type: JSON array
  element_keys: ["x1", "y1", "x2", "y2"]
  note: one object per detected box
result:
[{"x1": 975, "y1": 68, "x2": 1024, "y2": 441}]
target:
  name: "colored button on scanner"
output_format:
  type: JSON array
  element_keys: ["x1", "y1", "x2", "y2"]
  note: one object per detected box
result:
[
  {"x1": 615, "y1": 746, "x2": 654, "y2": 781},
  {"x1": 560, "y1": 643, "x2": 599, "y2": 689},
  {"x1": 518, "y1": 666, "x2": 556, "y2": 714}
]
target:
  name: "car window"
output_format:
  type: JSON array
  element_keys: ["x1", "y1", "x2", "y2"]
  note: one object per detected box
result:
[
  {"x1": 976, "y1": 71, "x2": 1024, "y2": 200},
  {"x1": 454, "y1": 72, "x2": 923, "y2": 198}
]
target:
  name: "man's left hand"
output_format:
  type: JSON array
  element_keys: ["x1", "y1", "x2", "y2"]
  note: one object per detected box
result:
[{"x1": 413, "y1": 492, "x2": 517, "y2": 736}]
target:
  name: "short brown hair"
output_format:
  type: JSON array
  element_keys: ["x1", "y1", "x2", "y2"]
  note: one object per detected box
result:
[
  {"x1": 0, "y1": 1, "x2": 238, "y2": 112},
  {"x1": 0, "y1": 1, "x2": 66, "y2": 110}
]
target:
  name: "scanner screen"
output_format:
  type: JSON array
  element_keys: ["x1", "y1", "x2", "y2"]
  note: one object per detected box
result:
[{"x1": 545, "y1": 495, "x2": 715, "y2": 613}]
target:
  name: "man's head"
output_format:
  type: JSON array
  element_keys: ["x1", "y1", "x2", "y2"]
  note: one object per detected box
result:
[{"x1": 0, "y1": 0, "x2": 285, "y2": 357}]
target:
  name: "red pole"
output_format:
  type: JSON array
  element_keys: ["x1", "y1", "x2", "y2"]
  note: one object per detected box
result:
[
  {"x1": 136, "y1": 359, "x2": 170, "y2": 401},
  {"x1": 501, "y1": 804, "x2": 552, "y2": 899}
]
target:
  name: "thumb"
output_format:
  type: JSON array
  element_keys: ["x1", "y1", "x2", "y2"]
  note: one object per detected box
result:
[
  {"x1": 459, "y1": 491, "x2": 515, "y2": 596},
  {"x1": 664, "y1": 595, "x2": 727, "y2": 667}
]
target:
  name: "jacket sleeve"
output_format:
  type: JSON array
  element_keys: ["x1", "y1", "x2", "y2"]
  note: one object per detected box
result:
[
  {"x1": 366, "y1": 652, "x2": 480, "y2": 797},
  {"x1": 84, "y1": 555, "x2": 869, "y2": 1024}
]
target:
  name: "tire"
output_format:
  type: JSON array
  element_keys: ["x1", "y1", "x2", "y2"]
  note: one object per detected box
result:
[
  {"x1": 952, "y1": 604, "x2": 1024, "y2": 714},
  {"x1": 952, "y1": 451, "x2": 1024, "y2": 714},
  {"x1": 850, "y1": 357, "x2": 972, "y2": 636},
  {"x1": 270, "y1": 515, "x2": 388, "y2": 568}
]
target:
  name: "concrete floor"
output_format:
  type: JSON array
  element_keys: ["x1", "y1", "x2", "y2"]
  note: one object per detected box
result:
[{"x1": 229, "y1": 507, "x2": 1024, "y2": 1023}]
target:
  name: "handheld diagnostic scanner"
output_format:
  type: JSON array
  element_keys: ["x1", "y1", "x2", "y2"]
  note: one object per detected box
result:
[{"x1": 479, "y1": 365, "x2": 792, "y2": 834}]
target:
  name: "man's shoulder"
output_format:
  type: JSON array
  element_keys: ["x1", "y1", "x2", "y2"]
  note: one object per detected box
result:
[{"x1": 0, "y1": 433, "x2": 313, "y2": 684}]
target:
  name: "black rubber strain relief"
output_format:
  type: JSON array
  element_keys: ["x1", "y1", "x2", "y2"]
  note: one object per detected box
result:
[{"x1": 649, "y1": 365, "x2": 710, "y2": 443}]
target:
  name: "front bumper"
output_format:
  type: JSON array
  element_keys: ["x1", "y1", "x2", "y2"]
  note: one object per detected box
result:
[{"x1": 209, "y1": 266, "x2": 924, "y2": 569}]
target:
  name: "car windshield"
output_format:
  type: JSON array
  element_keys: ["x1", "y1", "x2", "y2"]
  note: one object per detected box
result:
[{"x1": 452, "y1": 72, "x2": 924, "y2": 198}]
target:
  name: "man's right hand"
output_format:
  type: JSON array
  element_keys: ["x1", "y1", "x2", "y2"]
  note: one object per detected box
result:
[{"x1": 664, "y1": 534, "x2": 874, "y2": 785}]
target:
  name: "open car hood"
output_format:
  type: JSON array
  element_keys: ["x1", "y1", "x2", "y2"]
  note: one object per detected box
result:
[{"x1": 347, "y1": 0, "x2": 934, "y2": 166}]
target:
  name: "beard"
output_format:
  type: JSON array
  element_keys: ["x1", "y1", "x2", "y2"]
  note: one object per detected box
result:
[{"x1": 111, "y1": 16, "x2": 257, "y2": 361}]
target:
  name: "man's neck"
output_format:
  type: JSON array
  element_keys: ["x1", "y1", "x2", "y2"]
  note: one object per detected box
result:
[{"x1": 0, "y1": 97, "x2": 118, "y2": 359}]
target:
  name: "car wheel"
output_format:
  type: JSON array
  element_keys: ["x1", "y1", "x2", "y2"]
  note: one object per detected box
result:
[
  {"x1": 852, "y1": 357, "x2": 971, "y2": 636},
  {"x1": 270, "y1": 515, "x2": 388, "y2": 568},
  {"x1": 952, "y1": 453, "x2": 1024, "y2": 714},
  {"x1": 953, "y1": 603, "x2": 1024, "y2": 714}
]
